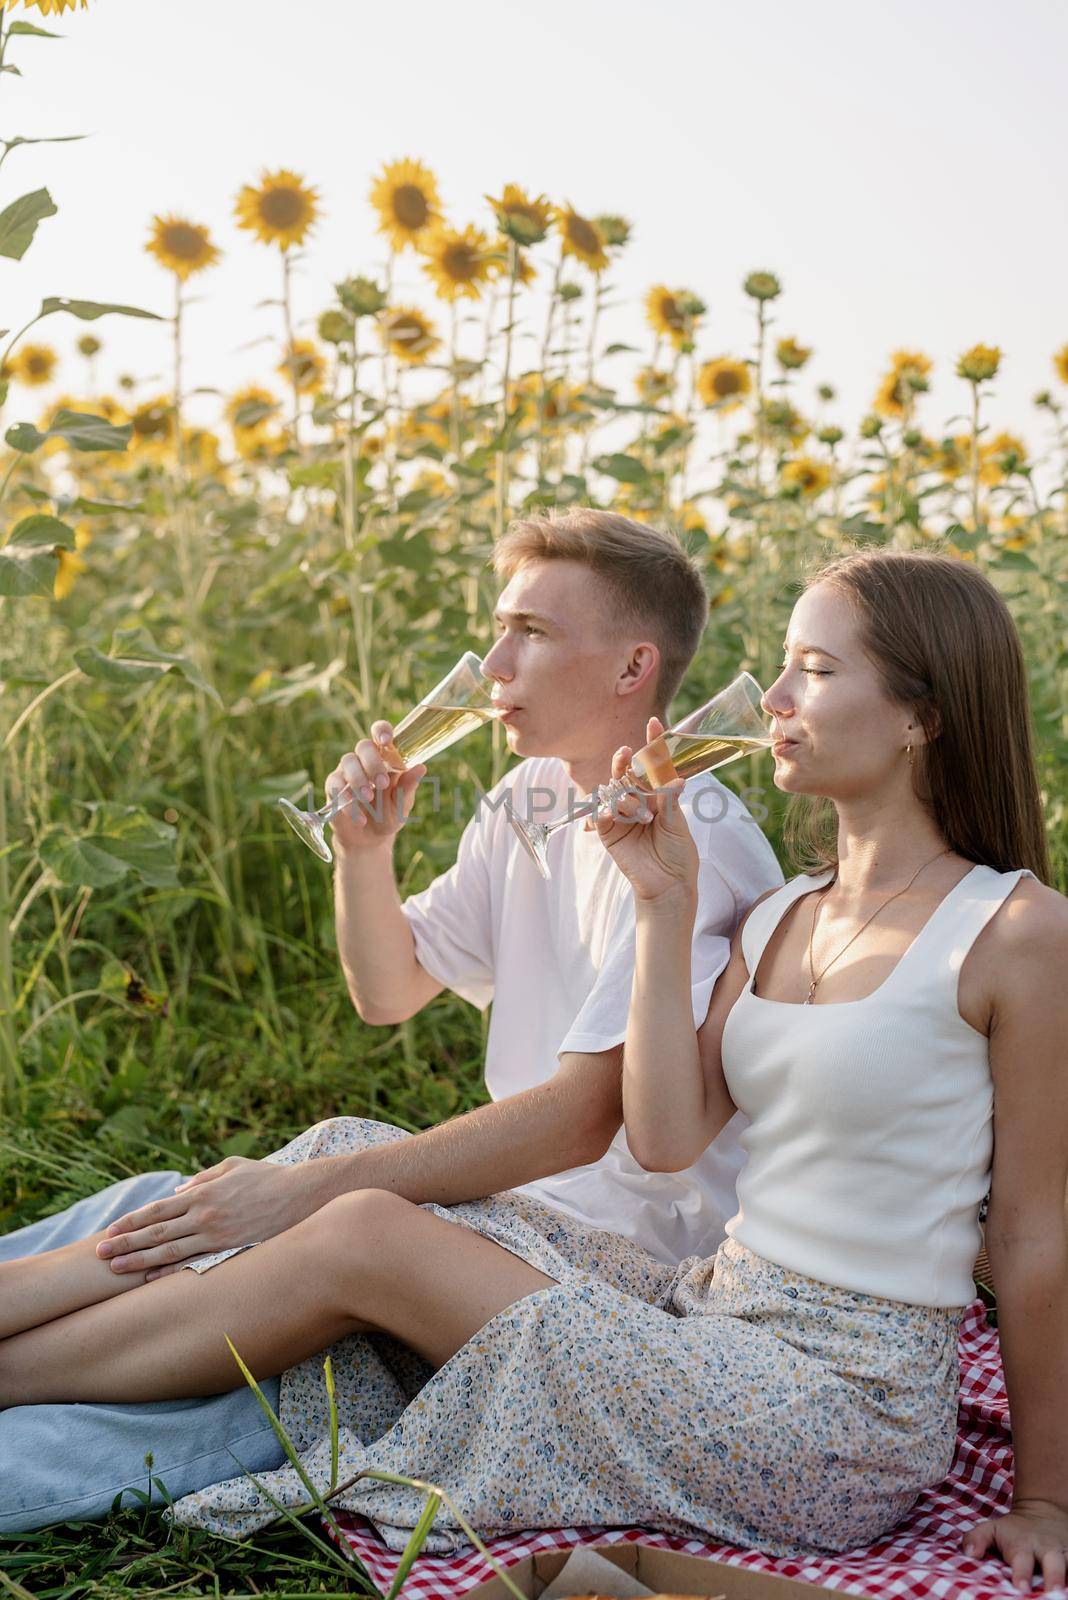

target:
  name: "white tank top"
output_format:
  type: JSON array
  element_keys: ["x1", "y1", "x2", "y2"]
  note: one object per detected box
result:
[{"x1": 720, "y1": 862, "x2": 1035, "y2": 1306}]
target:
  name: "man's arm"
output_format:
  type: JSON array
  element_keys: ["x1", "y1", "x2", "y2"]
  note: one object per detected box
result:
[
  {"x1": 326, "y1": 718, "x2": 447, "y2": 1024},
  {"x1": 97, "y1": 1048, "x2": 624, "y2": 1276},
  {"x1": 335, "y1": 840, "x2": 444, "y2": 1024}
]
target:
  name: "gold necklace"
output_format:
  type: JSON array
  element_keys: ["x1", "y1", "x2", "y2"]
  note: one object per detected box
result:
[{"x1": 803, "y1": 847, "x2": 953, "y2": 1006}]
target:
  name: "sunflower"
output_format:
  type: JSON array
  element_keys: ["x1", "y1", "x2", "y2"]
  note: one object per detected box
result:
[
  {"x1": 380, "y1": 305, "x2": 441, "y2": 366},
  {"x1": 979, "y1": 431, "x2": 1028, "y2": 486},
  {"x1": 781, "y1": 456, "x2": 831, "y2": 497},
  {"x1": 956, "y1": 344, "x2": 1001, "y2": 383},
  {"x1": 225, "y1": 384, "x2": 279, "y2": 437},
  {"x1": 182, "y1": 426, "x2": 226, "y2": 478},
  {"x1": 486, "y1": 185, "x2": 552, "y2": 248},
  {"x1": 644, "y1": 286, "x2": 704, "y2": 350},
  {"x1": 127, "y1": 396, "x2": 175, "y2": 457},
  {"x1": 635, "y1": 366, "x2": 673, "y2": 403},
  {"x1": 762, "y1": 398, "x2": 809, "y2": 447},
  {"x1": 419, "y1": 222, "x2": 495, "y2": 303},
  {"x1": 145, "y1": 214, "x2": 221, "y2": 281},
  {"x1": 53, "y1": 547, "x2": 86, "y2": 600},
  {"x1": 1054, "y1": 344, "x2": 1068, "y2": 385},
  {"x1": 775, "y1": 337, "x2": 812, "y2": 371},
  {"x1": 277, "y1": 339, "x2": 326, "y2": 395},
  {"x1": 555, "y1": 205, "x2": 608, "y2": 273},
  {"x1": 369, "y1": 158, "x2": 441, "y2": 252},
  {"x1": 77, "y1": 334, "x2": 101, "y2": 358},
  {"x1": 508, "y1": 372, "x2": 574, "y2": 427},
  {"x1": 743, "y1": 271, "x2": 781, "y2": 302},
  {"x1": 235, "y1": 169, "x2": 320, "y2": 251},
  {"x1": 696, "y1": 357, "x2": 752, "y2": 411},
  {"x1": 873, "y1": 350, "x2": 932, "y2": 418},
  {"x1": 397, "y1": 392, "x2": 453, "y2": 455},
  {"x1": 932, "y1": 434, "x2": 972, "y2": 480},
  {"x1": 677, "y1": 501, "x2": 710, "y2": 538},
  {"x1": 10, "y1": 343, "x2": 58, "y2": 387},
  {"x1": 19, "y1": 0, "x2": 89, "y2": 12}
]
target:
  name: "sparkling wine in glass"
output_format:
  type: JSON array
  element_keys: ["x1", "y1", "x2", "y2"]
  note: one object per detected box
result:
[
  {"x1": 279, "y1": 649, "x2": 496, "y2": 862},
  {"x1": 509, "y1": 670, "x2": 773, "y2": 880}
]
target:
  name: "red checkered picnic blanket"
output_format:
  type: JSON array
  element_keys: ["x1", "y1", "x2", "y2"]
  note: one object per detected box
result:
[{"x1": 330, "y1": 1298, "x2": 1022, "y2": 1599}]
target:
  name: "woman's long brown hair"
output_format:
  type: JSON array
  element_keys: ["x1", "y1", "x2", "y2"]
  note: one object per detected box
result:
[{"x1": 782, "y1": 548, "x2": 1051, "y2": 883}]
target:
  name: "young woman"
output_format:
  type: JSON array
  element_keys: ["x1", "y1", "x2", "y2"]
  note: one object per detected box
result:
[{"x1": 1, "y1": 549, "x2": 1066, "y2": 1589}]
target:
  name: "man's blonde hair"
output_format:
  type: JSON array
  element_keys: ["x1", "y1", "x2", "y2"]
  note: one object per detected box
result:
[{"x1": 491, "y1": 508, "x2": 709, "y2": 712}]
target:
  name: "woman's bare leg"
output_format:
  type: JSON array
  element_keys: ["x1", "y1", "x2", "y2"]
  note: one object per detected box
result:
[
  {"x1": 0, "y1": 1232, "x2": 150, "y2": 1339},
  {"x1": 0, "y1": 1190, "x2": 556, "y2": 1406}
]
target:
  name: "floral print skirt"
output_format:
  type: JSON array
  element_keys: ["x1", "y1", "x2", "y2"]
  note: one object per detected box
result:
[{"x1": 170, "y1": 1116, "x2": 962, "y2": 1558}]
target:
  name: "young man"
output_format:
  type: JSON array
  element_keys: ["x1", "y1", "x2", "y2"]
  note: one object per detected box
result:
[{"x1": 0, "y1": 509, "x2": 782, "y2": 1533}]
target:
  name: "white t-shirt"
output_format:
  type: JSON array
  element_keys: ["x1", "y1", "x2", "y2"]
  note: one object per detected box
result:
[{"x1": 402, "y1": 757, "x2": 784, "y2": 1264}]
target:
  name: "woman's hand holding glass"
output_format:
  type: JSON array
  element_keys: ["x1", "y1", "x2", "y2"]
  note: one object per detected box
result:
[
  {"x1": 324, "y1": 721, "x2": 428, "y2": 855},
  {"x1": 594, "y1": 716, "x2": 701, "y2": 906}
]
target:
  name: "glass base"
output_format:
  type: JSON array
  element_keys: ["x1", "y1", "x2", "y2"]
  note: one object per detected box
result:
[
  {"x1": 507, "y1": 812, "x2": 554, "y2": 880},
  {"x1": 277, "y1": 797, "x2": 334, "y2": 863}
]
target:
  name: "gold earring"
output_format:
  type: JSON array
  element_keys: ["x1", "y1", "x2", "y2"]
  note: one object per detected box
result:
[{"x1": 906, "y1": 743, "x2": 914, "y2": 764}]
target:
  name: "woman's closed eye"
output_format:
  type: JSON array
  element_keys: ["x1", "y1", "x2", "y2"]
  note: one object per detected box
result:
[{"x1": 781, "y1": 660, "x2": 831, "y2": 676}]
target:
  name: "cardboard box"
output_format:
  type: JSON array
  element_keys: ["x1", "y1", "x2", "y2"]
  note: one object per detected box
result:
[{"x1": 463, "y1": 1543, "x2": 821, "y2": 1599}]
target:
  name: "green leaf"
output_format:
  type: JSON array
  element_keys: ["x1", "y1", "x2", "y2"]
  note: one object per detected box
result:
[
  {"x1": 593, "y1": 451, "x2": 650, "y2": 485},
  {"x1": 4, "y1": 421, "x2": 46, "y2": 453},
  {"x1": 47, "y1": 408, "x2": 133, "y2": 452},
  {"x1": 0, "y1": 187, "x2": 57, "y2": 261},
  {"x1": 992, "y1": 548, "x2": 1038, "y2": 572},
  {"x1": 4, "y1": 133, "x2": 85, "y2": 153},
  {"x1": 40, "y1": 835, "x2": 131, "y2": 889},
  {"x1": 73, "y1": 647, "x2": 166, "y2": 686},
  {"x1": 0, "y1": 541, "x2": 59, "y2": 598},
  {"x1": 75, "y1": 627, "x2": 222, "y2": 705},
  {"x1": 66, "y1": 493, "x2": 146, "y2": 515},
  {"x1": 232, "y1": 398, "x2": 277, "y2": 430},
  {"x1": 241, "y1": 770, "x2": 311, "y2": 803},
  {"x1": 0, "y1": 379, "x2": 7, "y2": 407},
  {"x1": 5, "y1": 409, "x2": 132, "y2": 455},
  {"x1": 5, "y1": 514, "x2": 76, "y2": 550},
  {"x1": 287, "y1": 460, "x2": 342, "y2": 491},
  {"x1": 41, "y1": 807, "x2": 180, "y2": 891},
  {"x1": 7, "y1": 19, "x2": 63, "y2": 36},
  {"x1": 39, "y1": 296, "x2": 162, "y2": 324}
]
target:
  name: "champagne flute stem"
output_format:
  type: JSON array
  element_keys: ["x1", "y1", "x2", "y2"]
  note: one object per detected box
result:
[{"x1": 317, "y1": 784, "x2": 354, "y2": 824}]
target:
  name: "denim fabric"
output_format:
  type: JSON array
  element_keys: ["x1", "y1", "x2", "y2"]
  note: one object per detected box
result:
[{"x1": 0, "y1": 1172, "x2": 284, "y2": 1533}]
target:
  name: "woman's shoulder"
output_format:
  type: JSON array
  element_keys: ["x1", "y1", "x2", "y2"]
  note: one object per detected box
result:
[{"x1": 979, "y1": 871, "x2": 1068, "y2": 986}]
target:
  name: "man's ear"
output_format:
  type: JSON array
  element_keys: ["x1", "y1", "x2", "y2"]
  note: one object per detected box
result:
[{"x1": 619, "y1": 642, "x2": 660, "y2": 698}]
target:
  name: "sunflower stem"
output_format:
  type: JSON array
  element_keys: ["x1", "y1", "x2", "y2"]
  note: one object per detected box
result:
[
  {"x1": 282, "y1": 250, "x2": 301, "y2": 450},
  {"x1": 342, "y1": 322, "x2": 371, "y2": 708},
  {"x1": 536, "y1": 245, "x2": 564, "y2": 483},
  {"x1": 383, "y1": 250, "x2": 399, "y2": 512},
  {"x1": 970, "y1": 380, "x2": 982, "y2": 531},
  {"x1": 448, "y1": 300, "x2": 461, "y2": 462},
  {"x1": 0, "y1": 658, "x2": 23, "y2": 1115},
  {"x1": 493, "y1": 241, "x2": 520, "y2": 541},
  {"x1": 173, "y1": 276, "x2": 185, "y2": 480}
]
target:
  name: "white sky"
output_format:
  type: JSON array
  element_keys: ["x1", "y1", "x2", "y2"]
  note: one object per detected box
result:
[{"x1": 5, "y1": 0, "x2": 1068, "y2": 460}]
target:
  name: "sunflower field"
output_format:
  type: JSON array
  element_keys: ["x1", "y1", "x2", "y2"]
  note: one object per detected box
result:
[
  {"x1": 0, "y1": 0, "x2": 1067, "y2": 1591},
  {"x1": 3, "y1": 0, "x2": 1068, "y2": 1181}
]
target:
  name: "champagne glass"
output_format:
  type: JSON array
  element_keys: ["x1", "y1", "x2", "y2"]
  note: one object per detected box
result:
[
  {"x1": 279, "y1": 649, "x2": 496, "y2": 862},
  {"x1": 509, "y1": 670, "x2": 773, "y2": 880}
]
